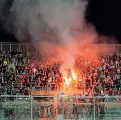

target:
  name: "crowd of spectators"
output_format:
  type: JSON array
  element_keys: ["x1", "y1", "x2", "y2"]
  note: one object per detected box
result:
[
  {"x1": 0, "y1": 49, "x2": 121, "y2": 101},
  {"x1": 76, "y1": 52, "x2": 121, "y2": 98},
  {"x1": 0, "y1": 49, "x2": 62, "y2": 95}
]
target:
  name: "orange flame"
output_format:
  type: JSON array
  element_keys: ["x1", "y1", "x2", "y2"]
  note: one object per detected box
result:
[
  {"x1": 71, "y1": 69, "x2": 77, "y2": 80},
  {"x1": 62, "y1": 69, "x2": 77, "y2": 89}
]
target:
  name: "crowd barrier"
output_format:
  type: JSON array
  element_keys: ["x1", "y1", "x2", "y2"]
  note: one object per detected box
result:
[
  {"x1": 0, "y1": 43, "x2": 121, "y2": 53},
  {"x1": 0, "y1": 95, "x2": 121, "y2": 120}
]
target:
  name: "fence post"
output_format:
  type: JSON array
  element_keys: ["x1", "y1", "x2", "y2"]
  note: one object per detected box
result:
[
  {"x1": 27, "y1": 44, "x2": 28, "y2": 54},
  {"x1": 36, "y1": 43, "x2": 38, "y2": 54},
  {"x1": 30, "y1": 95, "x2": 33, "y2": 120},
  {"x1": 94, "y1": 97, "x2": 96, "y2": 120},
  {"x1": 113, "y1": 44, "x2": 115, "y2": 53},
  {"x1": 62, "y1": 95, "x2": 64, "y2": 120},
  {"x1": 55, "y1": 96, "x2": 58, "y2": 119},
  {"x1": 35, "y1": 43, "x2": 37, "y2": 53},
  {"x1": 1, "y1": 44, "x2": 2, "y2": 52},
  {"x1": 10, "y1": 44, "x2": 11, "y2": 51}
]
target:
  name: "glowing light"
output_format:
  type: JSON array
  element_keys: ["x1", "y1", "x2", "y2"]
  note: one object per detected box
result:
[
  {"x1": 65, "y1": 77, "x2": 72, "y2": 87},
  {"x1": 71, "y1": 69, "x2": 77, "y2": 80},
  {"x1": 62, "y1": 68, "x2": 77, "y2": 89}
]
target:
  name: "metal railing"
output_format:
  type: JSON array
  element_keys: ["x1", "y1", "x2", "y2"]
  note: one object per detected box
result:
[
  {"x1": 0, "y1": 95, "x2": 121, "y2": 120},
  {"x1": 0, "y1": 43, "x2": 121, "y2": 53},
  {"x1": 0, "y1": 43, "x2": 37, "y2": 53}
]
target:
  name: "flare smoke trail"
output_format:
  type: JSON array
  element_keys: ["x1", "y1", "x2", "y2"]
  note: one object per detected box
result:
[{"x1": 0, "y1": 0, "x2": 97, "y2": 70}]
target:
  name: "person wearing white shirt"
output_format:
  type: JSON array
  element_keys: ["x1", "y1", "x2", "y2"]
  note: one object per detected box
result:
[{"x1": 33, "y1": 68, "x2": 37, "y2": 75}]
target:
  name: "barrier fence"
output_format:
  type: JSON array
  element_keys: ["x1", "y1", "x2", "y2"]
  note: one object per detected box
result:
[
  {"x1": 0, "y1": 95, "x2": 121, "y2": 120},
  {"x1": 0, "y1": 43, "x2": 121, "y2": 53}
]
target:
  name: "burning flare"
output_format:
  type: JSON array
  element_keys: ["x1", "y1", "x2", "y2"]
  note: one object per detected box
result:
[
  {"x1": 71, "y1": 69, "x2": 77, "y2": 80},
  {"x1": 62, "y1": 68, "x2": 77, "y2": 89}
]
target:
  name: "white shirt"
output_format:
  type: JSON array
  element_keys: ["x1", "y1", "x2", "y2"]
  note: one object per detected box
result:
[{"x1": 33, "y1": 68, "x2": 37, "y2": 73}]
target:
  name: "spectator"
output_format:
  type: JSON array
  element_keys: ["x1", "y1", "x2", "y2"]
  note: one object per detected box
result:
[{"x1": 0, "y1": 49, "x2": 121, "y2": 103}]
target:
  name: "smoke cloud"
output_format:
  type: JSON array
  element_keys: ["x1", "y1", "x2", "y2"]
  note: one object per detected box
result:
[{"x1": 0, "y1": 0, "x2": 99, "y2": 71}]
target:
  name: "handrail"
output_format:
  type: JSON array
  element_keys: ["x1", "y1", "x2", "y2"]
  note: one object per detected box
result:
[
  {"x1": 1, "y1": 95, "x2": 121, "y2": 98},
  {"x1": 0, "y1": 43, "x2": 121, "y2": 53},
  {"x1": 1, "y1": 95, "x2": 121, "y2": 120}
]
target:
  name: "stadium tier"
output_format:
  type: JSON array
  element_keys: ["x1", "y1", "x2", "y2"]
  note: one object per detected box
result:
[{"x1": 0, "y1": 43, "x2": 121, "y2": 120}]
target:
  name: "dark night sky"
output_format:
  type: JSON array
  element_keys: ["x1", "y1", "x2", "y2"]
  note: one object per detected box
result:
[{"x1": 0, "y1": 0, "x2": 121, "y2": 43}]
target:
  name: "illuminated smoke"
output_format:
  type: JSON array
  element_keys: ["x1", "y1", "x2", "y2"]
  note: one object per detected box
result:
[{"x1": 0, "y1": 0, "x2": 98, "y2": 70}]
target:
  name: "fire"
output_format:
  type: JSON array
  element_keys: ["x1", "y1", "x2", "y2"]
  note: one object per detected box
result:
[
  {"x1": 71, "y1": 69, "x2": 77, "y2": 80},
  {"x1": 62, "y1": 69, "x2": 77, "y2": 89},
  {"x1": 65, "y1": 77, "x2": 72, "y2": 87}
]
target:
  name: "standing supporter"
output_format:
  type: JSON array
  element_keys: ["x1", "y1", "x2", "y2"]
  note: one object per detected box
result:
[{"x1": 0, "y1": 49, "x2": 120, "y2": 102}]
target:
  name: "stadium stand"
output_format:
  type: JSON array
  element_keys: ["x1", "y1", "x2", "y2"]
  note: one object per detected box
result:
[{"x1": 0, "y1": 43, "x2": 121, "y2": 120}]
